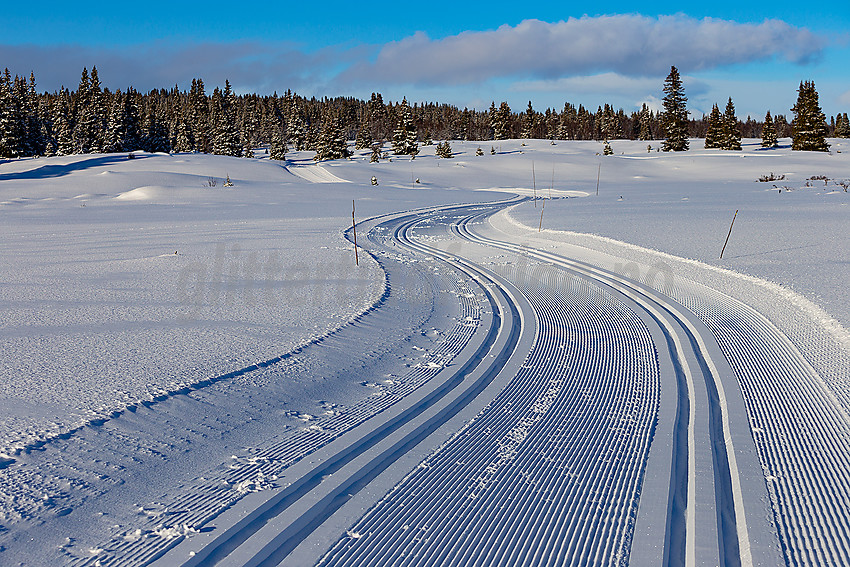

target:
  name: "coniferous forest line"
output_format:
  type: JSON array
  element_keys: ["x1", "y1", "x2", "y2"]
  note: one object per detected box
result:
[{"x1": 0, "y1": 66, "x2": 848, "y2": 161}]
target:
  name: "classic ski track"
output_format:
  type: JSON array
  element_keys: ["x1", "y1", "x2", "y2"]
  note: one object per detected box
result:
[
  {"x1": 485, "y1": 209, "x2": 850, "y2": 566},
  {"x1": 318, "y1": 208, "x2": 662, "y2": 567},
  {"x1": 66, "y1": 209, "x2": 501, "y2": 565},
  {"x1": 133, "y1": 204, "x2": 530, "y2": 567},
  {"x1": 457, "y1": 212, "x2": 752, "y2": 566},
  {"x1": 317, "y1": 205, "x2": 786, "y2": 567}
]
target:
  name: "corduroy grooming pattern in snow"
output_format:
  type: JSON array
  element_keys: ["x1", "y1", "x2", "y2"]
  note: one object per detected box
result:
[
  {"x1": 318, "y1": 257, "x2": 659, "y2": 566},
  {"x1": 688, "y1": 294, "x2": 850, "y2": 566}
]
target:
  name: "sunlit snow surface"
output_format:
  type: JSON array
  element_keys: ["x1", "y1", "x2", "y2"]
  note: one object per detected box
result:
[{"x1": 0, "y1": 139, "x2": 848, "y2": 564}]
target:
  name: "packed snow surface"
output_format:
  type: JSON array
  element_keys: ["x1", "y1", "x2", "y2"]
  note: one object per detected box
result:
[{"x1": 0, "y1": 138, "x2": 848, "y2": 566}]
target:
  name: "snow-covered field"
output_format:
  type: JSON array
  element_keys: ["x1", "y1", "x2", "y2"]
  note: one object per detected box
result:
[{"x1": 1, "y1": 138, "x2": 848, "y2": 565}]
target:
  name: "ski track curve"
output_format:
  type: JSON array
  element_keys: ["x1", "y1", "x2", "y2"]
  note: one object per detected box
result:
[
  {"x1": 63, "y1": 199, "x2": 850, "y2": 567},
  {"x1": 64, "y1": 205, "x2": 503, "y2": 566},
  {"x1": 115, "y1": 203, "x2": 532, "y2": 567},
  {"x1": 317, "y1": 213, "x2": 662, "y2": 567}
]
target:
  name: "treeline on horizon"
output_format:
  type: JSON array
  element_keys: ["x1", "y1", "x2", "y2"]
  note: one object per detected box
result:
[{"x1": 0, "y1": 65, "x2": 848, "y2": 160}]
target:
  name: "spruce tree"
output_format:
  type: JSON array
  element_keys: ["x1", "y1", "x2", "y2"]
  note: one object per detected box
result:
[
  {"x1": 637, "y1": 104, "x2": 653, "y2": 141},
  {"x1": 661, "y1": 66, "x2": 689, "y2": 151},
  {"x1": 704, "y1": 104, "x2": 723, "y2": 149},
  {"x1": 354, "y1": 124, "x2": 372, "y2": 150},
  {"x1": 0, "y1": 69, "x2": 23, "y2": 158},
  {"x1": 833, "y1": 112, "x2": 850, "y2": 138},
  {"x1": 314, "y1": 111, "x2": 351, "y2": 161},
  {"x1": 721, "y1": 98, "x2": 742, "y2": 150},
  {"x1": 392, "y1": 97, "x2": 419, "y2": 156},
  {"x1": 174, "y1": 115, "x2": 194, "y2": 153},
  {"x1": 269, "y1": 127, "x2": 287, "y2": 160},
  {"x1": 287, "y1": 99, "x2": 308, "y2": 151},
  {"x1": 369, "y1": 141, "x2": 381, "y2": 163},
  {"x1": 489, "y1": 101, "x2": 512, "y2": 140},
  {"x1": 189, "y1": 78, "x2": 209, "y2": 152},
  {"x1": 22, "y1": 73, "x2": 43, "y2": 156},
  {"x1": 435, "y1": 140, "x2": 453, "y2": 158},
  {"x1": 791, "y1": 81, "x2": 830, "y2": 152},
  {"x1": 761, "y1": 111, "x2": 778, "y2": 148},
  {"x1": 53, "y1": 87, "x2": 75, "y2": 156},
  {"x1": 104, "y1": 90, "x2": 127, "y2": 152},
  {"x1": 521, "y1": 101, "x2": 535, "y2": 139},
  {"x1": 211, "y1": 82, "x2": 241, "y2": 156},
  {"x1": 72, "y1": 67, "x2": 106, "y2": 154}
]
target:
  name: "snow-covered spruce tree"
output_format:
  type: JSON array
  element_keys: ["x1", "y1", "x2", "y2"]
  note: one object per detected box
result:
[
  {"x1": 661, "y1": 66, "x2": 689, "y2": 151},
  {"x1": 791, "y1": 81, "x2": 830, "y2": 152},
  {"x1": 521, "y1": 101, "x2": 535, "y2": 139},
  {"x1": 599, "y1": 104, "x2": 622, "y2": 140},
  {"x1": 173, "y1": 109, "x2": 194, "y2": 153},
  {"x1": 392, "y1": 98, "x2": 419, "y2": 156},
  {"x1": 188, "y1": 78, "x2": 209, "y2": 153},
  {"x1": 269, "y1": 125, "x2": 287, "y2": 160},
  {"x1": 211, "y1": 82, "x2": 241, "y2": 156},
  {"x1": 603, "y1": 141, "x2": 613, "y2": 155},
  {"x1": 72, "y1": 67, "x2": 106, "y2": 154},
  {"x1": 53, "y1": 87, "x2": 75, "y2": 156},
  {"x1": 369, "y1": 141, "x2": 381, "y2": 163},
  {"x1": 0, "y1": 69, "x2": 23, "y2": 158},
  {"x1": 287, "y1": 99, "x2": 308, "y2": 151},
  {"x1": 761, "y1": 111, "x2": 778, "y2": 148},
  {"x1": 142, "y1": 100, "x2": 170, "y2": 153},
  {"x1": 720, "y1": 98, "x2": 742, "y2": 150},
  {"x1": 638, "y1": 104, "x2": 653, "y2": 141},
  {"x1": 704, "y1": 104, "x2": 723, "y2": 149},
  {"x1": 489, "y1": 101, "x2": 511, "y2": 140},
  {"x1": 354, "y1": 124, "x2": 372, "y2": 150},
  {"x1": 314, "y1": 112, "x2": 351, "y2": 161},
  {"x1": 435, "y1": 140, "x2": 453, "y2": 158},
  {"x1": 21, "y1": 72, "x2": 43, "y2": 156},
  {"x1": 833, "y1": 112, "x2": 850, "y2": 138}
]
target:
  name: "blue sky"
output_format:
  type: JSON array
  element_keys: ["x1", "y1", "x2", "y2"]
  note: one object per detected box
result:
[{"x1": 3, "y1": 1, "x2": 849, "y2": 119}]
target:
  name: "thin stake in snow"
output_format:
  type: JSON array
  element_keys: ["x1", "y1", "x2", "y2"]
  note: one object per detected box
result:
[
  {"x1": 532, "y1": 161, "x2": 537, "y2": 207},
  {"x1": 596, "y1": 163, "x2": 601, "y2": 196},
  {"x1": 720, "y1": 209, "x2": 738, "y2": 259},
  {"x1": 539, "y1": 198, "x2": 546, "y2": 232},
  {"x1": 550, "y1": 165, "x2": 554, "y2": 199},
  {"x1": 352, "y1": 199, "x2": 359, "y2": 266}
]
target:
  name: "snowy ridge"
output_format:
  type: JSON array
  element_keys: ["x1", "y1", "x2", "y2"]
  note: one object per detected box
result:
[{"x1": 285, "y1": 164, "x2": 351, "y2": 184}]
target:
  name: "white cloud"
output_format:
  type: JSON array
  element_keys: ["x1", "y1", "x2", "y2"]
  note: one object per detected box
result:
[{"x1": 338, "y1": 15, "x2": 825, "y2": 86}]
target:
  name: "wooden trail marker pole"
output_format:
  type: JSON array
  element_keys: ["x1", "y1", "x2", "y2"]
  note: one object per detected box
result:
[
  {"x1": 352, "y1": 199, "x2": 359, "y2": 266},
  {"x1": 539, "y1": 198, "x2": 546, "y2": 232},
  {"x1": 720, "y1": 209, "x2": 738, "y2": 260}
]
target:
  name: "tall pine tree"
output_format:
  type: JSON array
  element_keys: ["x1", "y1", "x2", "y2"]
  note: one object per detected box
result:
[
  {"x1": 392, "y1": 98, "x2": 419, "y2": 156},
  {"x1": 791, "y1": 81, "x2": 830, "y2": 152},
  {"x1": 704, "y1": 104, "x2": 723, "y2": 149},
  {"x1": 661, "y1": 66, "x2": 689, "y2": 151},
  {"x1": 761, "y1": 111, "x2": 778, "y2": 148},
  {"x1": 721, "y1": 97, "x2": 742, "y2": 150}
]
